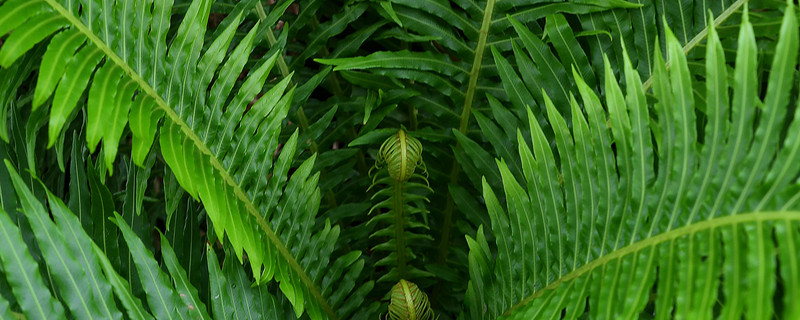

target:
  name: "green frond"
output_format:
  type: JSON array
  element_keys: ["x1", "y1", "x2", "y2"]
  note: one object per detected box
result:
[
  {"x1": 4, "y1": 159, "x2": 117, "y2": 320},
  {"x1": 0, "y1": 196, "x2": 67, "y2": 320},
  {"x1": 387, "y1": 279, "x2": 436, "y2": 320},
  {"x1": 315, "y1": 1, "x2": 636, "y2": 279},
  {"x1": 159, "y1": 232, "x2": 212, "y2": 320},
  {"x1": 377, "y1": 129, "x2": 426, "y2": 183},
  {"x1": 0, "y1": 160, "x2": 301, "y2": 319},
  {"x1": 112, "y1": 211, "x2": 185, "y2": 320},
  {"x1": 210, "y1": 245, "x2": 299, "y2": 320},
  {"x1": 0, "y1": 0, "x2": 371, "y2": 318},
  {"x1": 369, "y1": 130, "x2": 433, "y2": 283},
  {"x1": 466, "y1": 2, "x2": 800, "y2": 319},
  {"x1": 93, "y1": 243, "x2": 154, "y2": 320},
  {"x1": 2, "y1": 0, "x2": 796, "y2": 318}
]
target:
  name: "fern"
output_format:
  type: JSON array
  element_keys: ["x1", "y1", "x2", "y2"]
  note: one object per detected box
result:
[
  {"x1": 313, "y1": 1, "x2": 642, "y2": 268},
  {"x1": 465, "y1": 3, "x2": 800, "y2": 318},
  {"x1": 387, "y1": 279, "x2": 436, "y2": 320},
  {"x1": 369, "y1": 129, "x2": 433, "y2": 282},
  {"x1": 0, "y1": 161, "x2": 297, "y2": 319},
  {"x1": 1, "y1": 0, "x2": 798, "y2": 318},
  {"x1": 0, "y1": 0, "x2": 369, "y2": 318}
]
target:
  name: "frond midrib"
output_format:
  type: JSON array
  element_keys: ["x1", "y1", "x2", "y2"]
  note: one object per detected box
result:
[
  {"x1": 42, "y1": 1, "x2": 336, "y2": 318},
  {"x1": 503, "y1": 210, "x2": 800, "y2": 316}
]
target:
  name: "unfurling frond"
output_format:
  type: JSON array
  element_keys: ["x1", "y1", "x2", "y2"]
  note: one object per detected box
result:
[
  {"x1": 377, "y1": 129, "x2": 425, "y2": 183},
  {"x1": 369, "y1": 130, "x2": 433, "y2": 283},
  {"x1": 387, "y1": 279, "x2": 435, "y2": 320}
]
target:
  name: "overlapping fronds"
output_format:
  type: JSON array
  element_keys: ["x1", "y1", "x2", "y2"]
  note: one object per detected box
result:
[
  {"x1": 460, "y1": 1, "x2": 761, "y2": 200},
  {"x1": 465, "y1": 3, "x2": 800, "y2": 318},
  {"x1": 2, "y1": 0, "x2": 797, "y2": 318},
  {"x1": 315, "y1": 0, "x2": 639, "y2": 126},
  {"x1": 283, "y1": 1, "x2": 766, "y2": 314},
  {"x1": 583, "y1": 0, "x2": 747, "y2": 82},
  {"x1": 490, "y1": 0, "x2": 750, "y2": 118},
  {"x1": 0, "y1": 0, "x2": 371, "y2": 318},
  {"x1": 0, "y1": 161, "x2": 296, "y2": 319},
  {"x1": 315, "y1": 0, "x2": 638, "y2": 285}
]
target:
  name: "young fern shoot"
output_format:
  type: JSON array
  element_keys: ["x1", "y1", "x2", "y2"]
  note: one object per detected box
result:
[
  {"x1": 369, "y1": 130, "x2": 433, "y2": 282},
  {"x1": 388, "y1": 279, "x2": 437, "y2": 320}
]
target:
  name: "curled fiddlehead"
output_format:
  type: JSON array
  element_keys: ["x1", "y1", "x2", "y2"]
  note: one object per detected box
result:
[
  {"x1": 376, "y1": 129, "x2": 425, "y2": 182},
  {"x1": 369, "y1": 129, "x2": 433, "y2": 282},
  {"x1": 386, "y1": 279, "x2": 437, "y2": 320}
]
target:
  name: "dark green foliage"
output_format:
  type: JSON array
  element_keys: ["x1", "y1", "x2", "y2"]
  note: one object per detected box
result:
[{"x1": 0, "y1": 0, "x2": 798, "y2": 319}]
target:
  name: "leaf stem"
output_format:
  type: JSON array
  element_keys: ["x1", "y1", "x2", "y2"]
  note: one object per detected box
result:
[
  {"x1": 437, "y1": 0, "x2": 496, "y2": 265},
  {"x1": 458, "y1": 0, "x2": 495, "y2": 134},
  {"x1": 394, "y1": 181, "x2": 408, "y2": 279},
  {"x1": 255, "y1": 3, "x2": 292, "y2": 82}
]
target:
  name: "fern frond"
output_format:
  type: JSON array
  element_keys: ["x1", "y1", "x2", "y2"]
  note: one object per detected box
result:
[
  {"x1": 0, "y1": 198, "x2": 66, "y2": 320},
  {"x1": 5, "y1": 158, "x2": 117, "y2": 320},
  {"x1": 465, "y1": 2, "x2": 800, "y2": 318},
  {"x1": 0, "y1": 0, "x2": 371, "y2": 318},
  {"x1": 92, "y1": 243, "x2": 154, "y2": 320},
  {"x1": 387, "y1": 279, "x2": 435, "y2": 320},
  {"x1": 369, "y1": 130, "x2": 433, "y2": 282},
  {"x1": 0, "y1": 160, "x2": 299, "y2": 319},
  {"x1": 470, "y1": 0, "x2": 759, "y2": 210},
  {"x1": 377, "y1": 129, "x2": 425, "y2": 183}
]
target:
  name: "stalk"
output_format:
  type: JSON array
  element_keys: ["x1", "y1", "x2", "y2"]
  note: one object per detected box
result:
[
  {"x1": 437, "y1": 0, "x2": 496, "y2": 265},
  {"x1": 393, "y1": 181, "x2": 408, "y2": 279}
]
